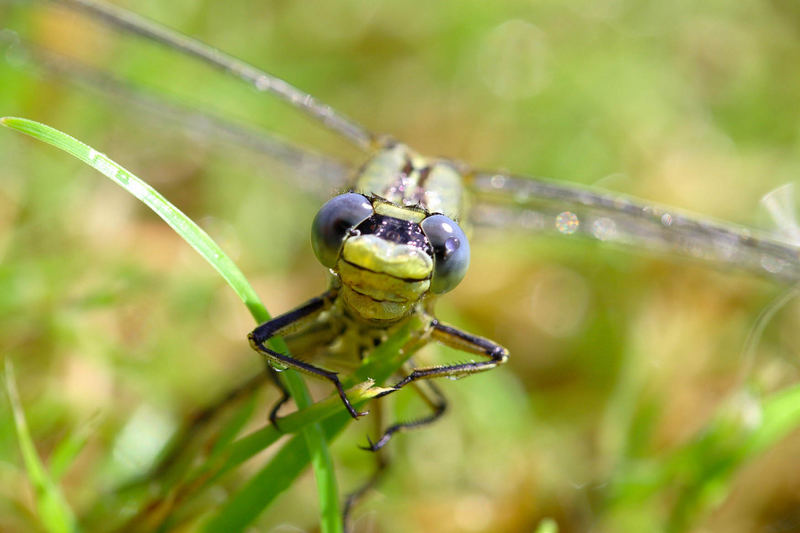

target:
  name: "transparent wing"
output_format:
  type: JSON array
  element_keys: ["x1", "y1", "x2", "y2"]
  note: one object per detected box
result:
[
  {"x1": 1, "y1": 31, "x2": 351, "y2": 197},
  {"x1": 468, "y1": 170, "x2": 800, "y2": 284},
  {"x1": 53, "y1": 0, "x2": 376, "y2": 151},
  {"x1": 21, "y1": 1, "x2": 800, "y2": 286}
]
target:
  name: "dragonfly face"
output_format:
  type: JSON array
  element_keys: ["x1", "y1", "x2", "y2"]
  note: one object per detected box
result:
[{"x1": 311, "y1": 144, "x2": 471, "y2": 322}]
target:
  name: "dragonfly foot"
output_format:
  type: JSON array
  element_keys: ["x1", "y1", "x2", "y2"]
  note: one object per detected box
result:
[
  {"x1": 268, "y1": 410, "x2": 283, "y2": 432},
  {"x1": 358, "y1": 433, "x2": 391, "y2": 452},
  {"x1": 358, "y1": 436, "x2": 376, "y2": 451},
  {"x1": 343, "y1": 400, "x2": 369, "y2": 419}
]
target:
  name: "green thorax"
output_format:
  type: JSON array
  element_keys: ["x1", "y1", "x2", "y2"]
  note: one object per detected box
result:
[{"x1": 354, "y1": 143, "x2": 466, "y2": 221}]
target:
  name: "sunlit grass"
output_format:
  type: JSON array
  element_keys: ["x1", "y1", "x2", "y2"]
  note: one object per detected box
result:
[
  {"x1": 4, "y1": 359, "x2": 77, "y2": 533},
  {"x1": 2, "y1": 1, "x2": 800, "y2": 532},
  {"x1": 1, "y1": 117, "x2": 403, "y2": 532}
]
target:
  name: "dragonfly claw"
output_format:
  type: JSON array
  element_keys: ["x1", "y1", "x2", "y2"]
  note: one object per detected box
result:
[
  {"x1": 358, "y1": 436, "x2": 376, "y2": 451},
  {"x1": 358, "y1": 433, "x2": 391, "y2": 452},
  {"x1": 344, "y1": 401, "x2": 369, "y2": 419}
]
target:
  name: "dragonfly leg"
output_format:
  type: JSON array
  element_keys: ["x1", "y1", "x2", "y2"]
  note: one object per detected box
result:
[
  {"x1": 264, "y1": 363, "x2": 290, "y2": 428},
  {"x1": 362, "y1": 376, "x2": 447, "y2": 452},
  {"x1": 379, "y1": 319, "x2": 508, "y2": 394},
  {"x1": 343, "y1": 380, "x2": 448, "y2": 529},
  {"x1": 266, "y1": 320, "x2": 345, "y2": 426},
  {"x1": 249, "y1": 288, "x2": 368, "y2": 419},
  {"x1": 343, "y1": 400, "x2": 388, "y2": 531}
]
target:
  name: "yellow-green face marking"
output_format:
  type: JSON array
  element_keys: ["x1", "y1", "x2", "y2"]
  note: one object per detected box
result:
[
  {"x1": 338, "y1": 231, "x2": 433, "y2": 321},
  {"x1": 341, "y1": 234, "x2": 432, "y2": 281}
]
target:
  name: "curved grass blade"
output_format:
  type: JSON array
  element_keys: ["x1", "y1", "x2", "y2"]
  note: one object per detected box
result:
[
  {"x1": 1, "y1": 117, "x2": 342, "y2": 532},
  {"x1": 1, "y1": 117, "x2": 265, "y2": 322},
  {"x1": 4, "y1": 359, "x2": 78, "y2": 533}
]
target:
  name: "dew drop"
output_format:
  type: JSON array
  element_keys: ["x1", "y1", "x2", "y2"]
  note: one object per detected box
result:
[
  {"x1": 591, "y1": 217, "x2": 616, "y2": 241},
  {"x1": 555, "y1": 211, "x2": 579, "y2": 235},
  {"x1": 761, "y1": 255, "x2": 787, "y2": 274},
  {"x1": 490, "y1": 175, "x2": 506, "y2": 189},
  {"x1": 513, "y1": 190, "x2": 531, "y2": 203},
  {"x1": 255, "y1": 76, "x2": 271, "y2": 91}
]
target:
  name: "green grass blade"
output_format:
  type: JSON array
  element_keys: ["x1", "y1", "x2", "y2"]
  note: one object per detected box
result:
[
  {"x1": 4, "y1": 359, "x2": 78, "y2": 533},
  {"x1": 202, "y1": 417, "x2": 348, "y2": 533},
  {"x1": 671, "y1": 385, "x2": 800, "y2": 528},
  {"x1": 610, "y1": 383, "x2": 800, "y2": 532},
  {"x1": 748, "y1": 383, "x2": 800, "y2": 453},
  {"x1": 1, "y1": 117, "x2": 341, "y2": 531},
  {"x1": 197, "y1": 381, "x2": 385, "y2": 486},
  {"x1": 208, "y1": 391, "x2": 260, "y2": 459},
  {"x1": 48, "y1": 415, "x2": 100, "y2": 481},
  {"x1": 1, "y1": 116, "x2": 264, "y2": 321},
  {"x1": 202, "y1": 320, "x2": 420, "y2": 531},
  {"x1": 206, "y1": 318, "x2": 417, "y2": 482},
  {"x1": 302, "y1": 413, "x2": 343, "y2": 533}
]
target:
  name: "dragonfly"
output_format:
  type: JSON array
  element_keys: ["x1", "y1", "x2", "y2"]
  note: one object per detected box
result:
[
  {"x1": 28, "y1": 0, "x2": 800, "y2": 434},
  {"x1": 3, "y1": 1, "x2": 800, "y2": 532}
]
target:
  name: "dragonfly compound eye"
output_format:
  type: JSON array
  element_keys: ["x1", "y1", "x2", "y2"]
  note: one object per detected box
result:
[
  {"x1": 421, "y1": 214, "x2": 470, "y2": 294},
  {"x1": 311, "y1": 193, "x2": 374, "y2": 268}
]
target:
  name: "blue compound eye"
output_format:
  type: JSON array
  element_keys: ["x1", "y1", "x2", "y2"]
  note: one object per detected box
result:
[
  {"x1": 311, "y1": 193, "x2": 374, "y2": 268},
  {"x1": 420, "y1": 214, "x2": 470, "y2": 294}
]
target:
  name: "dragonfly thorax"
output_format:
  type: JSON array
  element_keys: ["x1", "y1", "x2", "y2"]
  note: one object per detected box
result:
[{"x1": 355, "y1": 143, "x2": 466, "y2": 220}]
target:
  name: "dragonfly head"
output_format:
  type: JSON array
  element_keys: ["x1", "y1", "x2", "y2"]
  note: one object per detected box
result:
[{"x1": 311, "y1": 193, "x2": 470, "y2": 322}]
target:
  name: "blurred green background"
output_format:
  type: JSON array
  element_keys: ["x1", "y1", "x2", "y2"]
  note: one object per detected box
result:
[{"x1": 2, "y1": 0, "x2": 800, "y2": 531}]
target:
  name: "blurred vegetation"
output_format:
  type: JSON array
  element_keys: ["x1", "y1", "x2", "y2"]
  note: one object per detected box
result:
[{"x1": 2, "y1": 0, "x2": 800, "y2": 532}]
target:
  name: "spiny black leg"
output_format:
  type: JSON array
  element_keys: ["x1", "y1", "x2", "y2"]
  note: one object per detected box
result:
[
  {"x1": 379, "y1": 319, "x2": 508, "y2": 396},
  {"x1": 342, "y1": 454, "x2": 388, "y2": 532},
  {"x1": 344, "y1": 381, "x2": 448, "y2": 529},
  {"x1": 362, "y1": 378, "x2": 447, "y2": 452},
  {"x1": 265, "y1": 364, "x2": 290, "y2": 429},
  {"x1": 268, "y1": 319, "x2": 340, "y2": 427},
  {"x1": 249, "y1": 289, "x2": 368, "y2": 419},
  {"x1": 253, "y1": 342, "x2": 366, "y2": 419}
]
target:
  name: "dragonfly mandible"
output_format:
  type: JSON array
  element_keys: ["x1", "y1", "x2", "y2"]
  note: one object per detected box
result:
[{"x1": 3, "y1": 1, "x2": 800, "y2": 532}]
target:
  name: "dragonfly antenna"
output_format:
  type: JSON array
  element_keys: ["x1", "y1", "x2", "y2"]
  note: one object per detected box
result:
[{"x1": 51, "y1": 0, "x2": 376, "y2": 151}]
